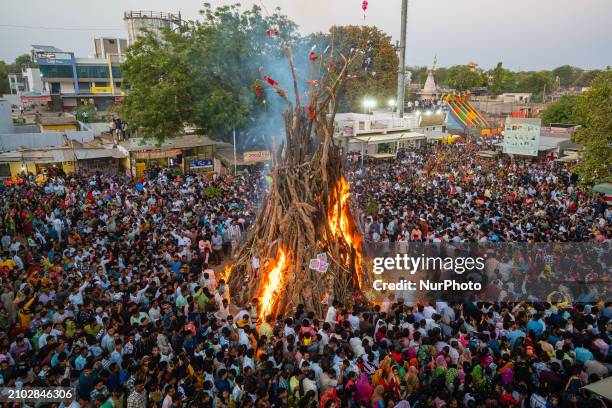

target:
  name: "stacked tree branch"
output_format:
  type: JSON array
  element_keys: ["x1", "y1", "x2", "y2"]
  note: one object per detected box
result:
[{"x1": 226, "y1": 48, "x2": 369, "y2": 320}]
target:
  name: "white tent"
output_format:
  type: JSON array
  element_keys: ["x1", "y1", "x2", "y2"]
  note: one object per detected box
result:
[{"x1": 582, "y1": 376, "x2": 612, "y2": 401}]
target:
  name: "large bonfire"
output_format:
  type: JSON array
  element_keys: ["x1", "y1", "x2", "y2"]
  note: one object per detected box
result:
[{"x1": 225, "y1": 47, "x2": 370, "y2": 320}]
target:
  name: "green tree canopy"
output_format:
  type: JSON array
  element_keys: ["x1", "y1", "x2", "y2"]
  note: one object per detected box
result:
[
  {"x1": 445, "y1": 64, "x2": 486, "y2": 91},
  {"x1": 572, "y1": 69, "x2": 612, "y2": 183},
  {"x1": 327, "y1": 25, "x2": 398, "y2": 112},
  {"x1": 121, "y1": 4, "x2": 300, "y2": 143},
  {"x1": 488, "y1": 62, "x2": 506, "y2": 96},
  {"x1": 541, "y1": 95, "x2": 582, "y2": 126}
]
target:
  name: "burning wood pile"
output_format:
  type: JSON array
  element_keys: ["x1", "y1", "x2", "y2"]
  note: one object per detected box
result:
[{"x1": 226, "y1": 47, "x2": 369, "y2": 321}]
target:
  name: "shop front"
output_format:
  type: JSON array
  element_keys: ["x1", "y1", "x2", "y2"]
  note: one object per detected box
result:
[{"x1": 130, "y1": 148, "x2": 183, "y2": 177}]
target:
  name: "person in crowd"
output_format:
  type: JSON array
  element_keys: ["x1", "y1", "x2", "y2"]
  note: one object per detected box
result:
[{"x1": 0, "y1": 142, "x2": 609, "y2": 408}]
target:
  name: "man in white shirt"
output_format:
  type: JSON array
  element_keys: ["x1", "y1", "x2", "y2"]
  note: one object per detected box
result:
[{"x1": 325, "y1": 301, "x2": 338, "y2": 326}]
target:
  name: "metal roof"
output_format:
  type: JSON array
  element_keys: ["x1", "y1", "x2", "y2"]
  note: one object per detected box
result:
[
  {"x1": 31, "y1": 45, "x2": 63, "y2": 52},
  {"x1": 0, "y1": 133, "x2": 66, "y2": 151},
  {"x1": 74, "y1": 148, "x2": 126, "y2": 160},
  {"x1": 354, "y1": 132, "x2": 426, "y2": 145},
  {"x1": 120, "y1": 135, "x2": 219, "y2": 151}
]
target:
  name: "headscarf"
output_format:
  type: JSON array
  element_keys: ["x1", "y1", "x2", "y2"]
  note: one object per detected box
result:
[
  {"x1": 500, "y1": 367, "x2": 513, "y2": 385},
  {"x1": 446, "y1": 368, "x2": 458, "y2": 386},
  {"x1": 371, "y1": 385, "x2": 385, "y2": 405},
  {"x1": 435, "y1": 355, "x2": 448, "y2": 369},
  {"x1": 434, "y1": 365, "x2": 446, "y2": 379},
  {"x1": 355, "y1": 372, "x2": 374, "y2": 405},
  {"x1": 471, "y1": 364, "x2": 483, "y2": 387}
]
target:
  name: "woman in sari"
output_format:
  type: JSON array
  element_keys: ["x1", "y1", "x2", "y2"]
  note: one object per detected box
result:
[
  {"x1": 355, "y1": 372, "x2": 374, "y2": 406},
  {"x1": 370, "y1": 385, "x2": 385, "y2": 408},
  {"x1": 446, "y1": 367, "x2": 459, "y2": 393},
  {"x1": 403, "y1": 365, "x2": 420, "y2": 394},
  {"x1": 471, "y1": 364, "x2": 484, "y2": 390}
]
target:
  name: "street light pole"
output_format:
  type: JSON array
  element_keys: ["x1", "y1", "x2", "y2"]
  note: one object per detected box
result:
[
  {"x1": 233, "y1": 128, "x2": 237, "y2": 175},
  {"x1": 397, "y1": 0, "x2": 408, "y2": 118}
]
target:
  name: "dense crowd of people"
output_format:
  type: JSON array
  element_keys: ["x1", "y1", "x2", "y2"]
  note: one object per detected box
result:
[
  {"x1": 0, "y1": 142, "x2": 609, "y2": 408},
  {"x1": 349, "y1": 145, "x2": 609, "y2": 244}
]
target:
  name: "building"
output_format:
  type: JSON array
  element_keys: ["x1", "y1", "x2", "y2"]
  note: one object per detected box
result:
[
  {"x1": 94, "y1": 38, "x2": 128, "y2": 59},
  {"x1": 118, "y1": 134, "x2": 219, "y2": 178},
  {"x1": 32, "y1": 44, "x2": 124, "y2": 111},
  {"x1": 334, "y1": 111, "x2": 448, "y2": 159},
  {"x1": 7, "y1": 73, "x2": 25, "y2": 94},
  {"x1": 0, "y1": 99, "x2": 127, "y2": 177},
  {"x1": 7, "y1": 67, "x2": 43, "y2": 95},
  {"x1": 473, "y1": 93, "x2": 540, "y2": 118},
  {"x1": 124, "y1": 10, "x2": 182, "y2": 46}
]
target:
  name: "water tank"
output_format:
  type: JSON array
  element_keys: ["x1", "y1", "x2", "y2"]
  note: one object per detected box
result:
[{"x1": 123, "y1": 11, "x2": 182, "y2": 46}]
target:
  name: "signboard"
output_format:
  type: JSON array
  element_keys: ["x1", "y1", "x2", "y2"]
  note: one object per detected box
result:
[
  {"x1": 541, "y1": 126, "x2": 575, "y2": 137},
  {"x1": 503, "y1": 122, "x2": 540, "y2": 156},
  {"x1": 91, "y1": 86, "x2": 113, "y2": 94},
  {"x1": 132, "y1": 148, "x2": 182, "y2": 160},
  {"x1": 343, "y1": 125, "x2": 354, "y2": 136},
  {"x1": 190, "y1": 159, "x2": 213, "y2": 169},
  {"x1": 243, "y1": 150, "x2": 271, "y2": 163},
  {"x1": 34, "y1": 52, "x2": 74, "y2": 66},
  {"x1": 20, "y1": 95, "x2": 52, "y2": 104}
]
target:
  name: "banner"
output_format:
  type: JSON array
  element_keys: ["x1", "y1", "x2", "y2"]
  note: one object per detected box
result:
[
  {"x1": 21, "y1": 95, "x2": 52, "y2": 104},
  {"x1": 190, "y1": 159, "x2": 213, "y2": 169},
  {"x1": 243, "y1": 150, "x2": 271, "y2": 163},
  {"x1": 91, "y1": 86, "x2": 113, "y2": 94},
  {"x1": 132, "y1": 148, "x2": 181, "y2": 160}
]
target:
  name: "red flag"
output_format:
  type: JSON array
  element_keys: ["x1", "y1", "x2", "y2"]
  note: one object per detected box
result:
[{"x1": 263, "y1": 75, "x2": 279, "y2": 87}]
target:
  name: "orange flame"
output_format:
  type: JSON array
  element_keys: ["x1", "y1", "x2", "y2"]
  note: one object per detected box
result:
[
  {"x1": 258, "y1": 248, "x2": 287, "y2": 320},
  {"x1": 222, "y1": 263, "x2": 233, "y2": 303},
  {"x1": 328, "y1": 177, "x2": 364, "y2": 288}
]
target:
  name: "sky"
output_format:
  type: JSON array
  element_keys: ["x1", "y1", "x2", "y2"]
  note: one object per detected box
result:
[{"x1": 0, "y1": 0, "x2": 610, "y2": 71}]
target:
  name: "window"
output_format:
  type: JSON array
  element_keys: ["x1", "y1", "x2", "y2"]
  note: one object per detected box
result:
[
  {"x1": 76, "y1": 65, "x2": 109, "y2": 79},
  {"x1": 40, "y1": 65, "x2": 74, "y2": 78}
]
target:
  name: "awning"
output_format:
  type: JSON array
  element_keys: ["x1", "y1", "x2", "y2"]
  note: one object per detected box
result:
[
  {"x1": 368, "y1": 153, "x2": 396, "y2": 159},
  {"x1": 592, "y1": 183, "x2": 612, "y2": 195},
  {"x1": 74, "y1": 148, "x2": 127, "y2": 160},
  {"x1": 354, "y1": 132, "x2": 426, "y2": 145},
  {"x1": 132, "y1": 148, "x2": 181, "y2": 160},
  {"x1": 582, "y1": 376, "x2": 612, "y2": 401},
  {"x1": 555, "y1": 155, "x2": 579, "y2": 162},
  {"x1": 476, "y1": 150, "x2": 499, "y2": 158}
]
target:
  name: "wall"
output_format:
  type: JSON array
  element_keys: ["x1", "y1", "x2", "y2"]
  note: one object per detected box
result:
[
  {"x1": 60, "y1": 82, "x2": 75, "y2": 94},
  {"x1": 24, "y1": 68, "x2": 44, "y2": 93},
  {"x1": 8, "y1": 162, "x2": 36, "y2": 176},
  {"x1": 0, "y1": 100, "x2": 15, "y2": 134},
  {"x1": 40, "y1": 124, "x2": 78, "y2": 132},
  {"x1": 62, "y1": 161, "x2": 75, "y2": 174}
]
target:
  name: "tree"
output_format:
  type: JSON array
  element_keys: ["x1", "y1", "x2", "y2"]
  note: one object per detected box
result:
[
  {"x1": 515, "y1": 71, "x2": 553, "y2": 101},
  {"x1": 552, "y1": 65, "x2": 579, "y2": 88},
  {"x1": 541, "y1": 95, "x2": 581, "y2": 125},
  {"x1": 120, "y1": 29, "x2": 193, "y2": 142},
  {"x1": 327, "y1": 25, "x2": 398, "y2": 112},
  {"x1": 408, "y1": 66, "x2": 428, "y2": 85},
  {"x1": 120, "y1": 4, "x2": 301, "y2": 143},
  {"x1": 445, "y1": 64, "x2": 486, "y2": 91},
  {"x1": 0, "y1": 61, "x2": 10, "y2": 94},
  {"x1": 14, "y1": 54, "x2": 35, "y2": 71},
  {"x1": 573, "y1": 69, "x2": 603, "y2": 87},
  {"x1": 572, "y1": 69, "x2": 612, "y2": 183},
  {"x1": 489, "y1": 62, "x2": 506, "y2": 96}
]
